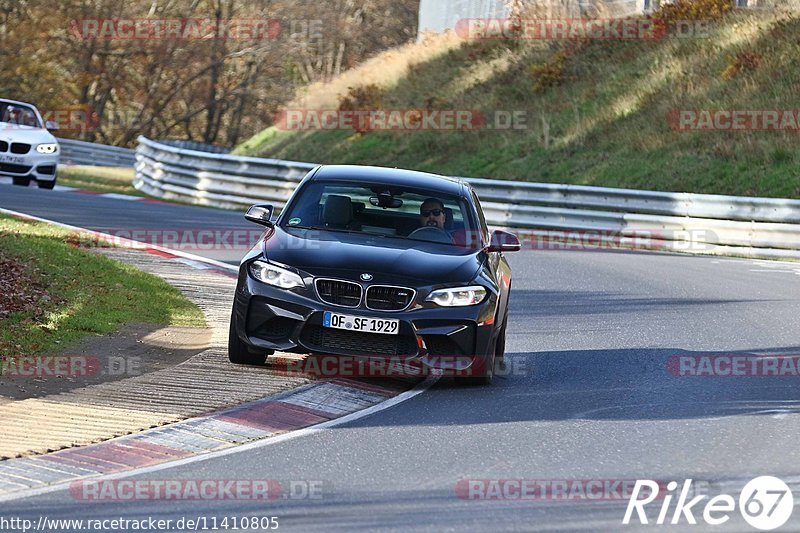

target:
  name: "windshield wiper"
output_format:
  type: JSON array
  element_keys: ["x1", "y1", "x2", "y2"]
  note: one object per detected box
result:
[
  {"x1": 288, "y1": 225, "x2": 407, "y2": 239},
  {"x1": 287, "y1": 225, "x2": 364, "y2": 235}
]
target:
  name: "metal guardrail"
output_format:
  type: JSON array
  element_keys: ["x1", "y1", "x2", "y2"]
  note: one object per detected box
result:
[
  {"x1": 58, "y1": 138, "x2": 136, "y2": 168},
  {"x1": 134, "y1": 136, "x2": 800, "y2": 259},
  {"x1": 134, "y1": 136, "x2": 314, "y2": 210},
  {"x1": 156, "y1": 139, "x2": 231, "y2": 154}
]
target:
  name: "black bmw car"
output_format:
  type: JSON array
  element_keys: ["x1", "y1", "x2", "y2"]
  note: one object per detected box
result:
[{"x1": 229, "y1": 164, "x2": 519, "y2": 384}]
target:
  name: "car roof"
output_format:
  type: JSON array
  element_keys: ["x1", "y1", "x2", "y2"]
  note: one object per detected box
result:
[
  {"x1": 0, "y1": 99, "x2": 38, "y2": 109},
  {"x1": 311, "y1": 165, "x2": 468, "y2": 196}
]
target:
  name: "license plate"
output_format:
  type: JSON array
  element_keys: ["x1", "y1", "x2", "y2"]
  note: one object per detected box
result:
[
  {"x1": 0, "y1": 155, "x2": 24, "y2": 164},
  {"x1": 323, "y1": 311, "x2": 399, "y2": 335}
]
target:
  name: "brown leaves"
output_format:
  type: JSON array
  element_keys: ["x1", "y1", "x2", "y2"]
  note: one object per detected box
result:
[
  {"x1": 655, "y1": 0, "x2": 735, "y2": 23},
  {"x1": 721, "y1": 51, "x2": 763, "y2": 81},
  {"x1": 0, "y1": 254, "x2": 51, "y2": 319}
]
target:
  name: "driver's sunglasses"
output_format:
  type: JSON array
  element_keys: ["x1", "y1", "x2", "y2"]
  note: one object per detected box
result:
[{"x1": 420, "y1": 208, "x2": 443, "y2": 217}]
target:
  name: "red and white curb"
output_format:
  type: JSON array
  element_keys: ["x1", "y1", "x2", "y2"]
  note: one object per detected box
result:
[
  {"x1": 0, "y1": 377, "x2": 436, "y2": 501},
  {"x1": 0, "y1": 207, "x2": 238, "y2": 278},
  {"x1": 0, "y1": 208, "x2": 438, "y2": 501}
]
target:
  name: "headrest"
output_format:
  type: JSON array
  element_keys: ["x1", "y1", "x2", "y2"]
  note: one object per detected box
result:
[
  {"x1": 323, "y1": 195, "x2": 353, "y2": 228},
  {"x1": 444, "y1": 207, "x2": 454, "y2": 230}
]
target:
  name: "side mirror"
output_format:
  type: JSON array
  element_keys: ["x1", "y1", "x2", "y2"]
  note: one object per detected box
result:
[
  {"x1": 245, "y1": 204, "x2": 274, "y2": 227},
  {"x1": 488, "y1": 229, "x2": 521, "y2": 252},
  {"x1": 45, "y1": 121, "x2": 60, "y2": 131}
]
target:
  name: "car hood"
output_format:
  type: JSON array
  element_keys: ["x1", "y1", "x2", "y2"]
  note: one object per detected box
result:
[
  {"x1": 0, "y1": 124, "x2": 56, "y2": 144},
  {"x1": 262, "y1": 226, "x2": 484, "y2": 286}
]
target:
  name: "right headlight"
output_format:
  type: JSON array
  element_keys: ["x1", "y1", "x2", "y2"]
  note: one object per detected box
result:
[
  {"x1": 36, "y1": 143, "x2": 59, "y2": 154},
  {"x1": 426, "y1": 286, "x2": 487, "y2": 307},
  {"x1": 249, "y1": 260, "x2": 304, "y2": 290}
]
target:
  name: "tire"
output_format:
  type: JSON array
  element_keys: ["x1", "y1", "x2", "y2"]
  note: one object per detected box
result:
[
  {"x1": 495, "y1": 315, "x2": 508, "y2": 361},
  {"x1": 462, "y1": 344, "x2": 495, "y2": 386},
  {"x1": 461, "y1": 314, "x2": 507, "y2": 386},
  {"x1": 228, "y1": 310, "x2": 270, "y2": 365},
  {"x1": 39, "y1": 180, "x2": 56, "y2": 190},
  {"x1": 11, "y1": 176, "x2": 30, "y2": 187}
]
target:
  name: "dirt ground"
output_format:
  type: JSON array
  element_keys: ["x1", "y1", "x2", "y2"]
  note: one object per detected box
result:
[{"x1": 0, "y1": 323, "x2": 212, "y2": 403}]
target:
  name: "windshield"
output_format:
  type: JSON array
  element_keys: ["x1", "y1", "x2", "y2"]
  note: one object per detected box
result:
[
  {"x1": 281, "y1": 181, "x2": 479, "y2": 247},
  {"x1": 0, "y1": 102, "x2": 41, "y2": 128}
]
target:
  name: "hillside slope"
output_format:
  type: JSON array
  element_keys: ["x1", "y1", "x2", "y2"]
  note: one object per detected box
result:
[{"x1": 235, "y1": 10, "x2": 800, "y2": 198}]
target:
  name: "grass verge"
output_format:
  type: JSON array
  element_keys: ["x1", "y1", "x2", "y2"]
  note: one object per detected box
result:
[
  {"x1": 0, "y1": 214, "x2": 206, "y2": 361},
  {"x1": 58, "y1": 165, "x2": 139, "y2": 196},
  {"x1": 236, "y1": 10, "x2": 800, "y2": 198}
]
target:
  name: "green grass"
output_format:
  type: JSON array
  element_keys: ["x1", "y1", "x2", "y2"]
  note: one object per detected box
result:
[
  {"x1": 236, "y1": 10, "x2": 800, "y2": 198},
  {"x1": 58, "y1": 165, "x2": 140, "y2": 196},
  {"x1": 0, "y1": 215, "x2": 206, "y2": 360}
]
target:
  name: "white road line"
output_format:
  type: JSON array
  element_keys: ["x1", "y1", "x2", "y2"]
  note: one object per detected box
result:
[
  {"x1": 98, "y1": 193, "x2": 142, "y2": 201},
  {"x1": 0, "y1": 207, "x2": 237, "y2": 272},
  {"x1": 0, "y1": 374, "x2": 439, "y2": 503}
]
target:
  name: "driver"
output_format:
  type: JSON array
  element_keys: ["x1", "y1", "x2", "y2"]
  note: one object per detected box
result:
[{"x1": 419, "y1": 198, "x2": 447, "y2": 230}]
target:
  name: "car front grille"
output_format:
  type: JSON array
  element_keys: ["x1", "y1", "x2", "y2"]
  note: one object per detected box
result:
[
  {"x1": 10, "y1": 143, "x2": 31, "y2": 155},
  {"x1": 366, "y1": 285, "x2": 415, "y2": 311},
  {"x1": 0, "y1": 163, "x2": 32, "y2": 174},
  {"x1": 0, "y1": 141, "x2": 8, "y2": 152},
  {"x1": 300, "y1": 325, "x2": 418, "y2": 357},
  {"x1": 315, "y1": 279, "x2": 362, "y2": 307}
]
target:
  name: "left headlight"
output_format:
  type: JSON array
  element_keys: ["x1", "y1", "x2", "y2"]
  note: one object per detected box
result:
[
  {"x1": 426, "y1": 285, "x2": 487, "y2": 307},
  {"x1": 249, "y1": 260, "x2": 304, "y2": 290},
  {"x1": 36, "y1": 143, "x2": 58, "y2": 154}
]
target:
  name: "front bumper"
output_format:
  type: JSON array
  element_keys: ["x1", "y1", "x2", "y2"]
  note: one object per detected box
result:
[
  {"x1": 0, "y1": 153, "x2": 59, "y2": 181},
  {"x1": 233, "y1": 272, "x2": 499, "y2": 373}
]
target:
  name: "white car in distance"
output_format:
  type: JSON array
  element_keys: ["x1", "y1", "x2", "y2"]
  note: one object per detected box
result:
[{"x1": 0, "y1": 98, "x2": 60, "y2": 189}]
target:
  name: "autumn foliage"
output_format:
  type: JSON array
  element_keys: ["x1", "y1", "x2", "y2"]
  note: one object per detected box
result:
[{"x1": 0, "y1": 0, "x2": 418, "y2": 147}]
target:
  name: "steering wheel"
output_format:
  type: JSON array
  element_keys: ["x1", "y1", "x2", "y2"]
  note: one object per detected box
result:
[{"x1": 408, "y1": 225, "x2": 454, "y2": 244}]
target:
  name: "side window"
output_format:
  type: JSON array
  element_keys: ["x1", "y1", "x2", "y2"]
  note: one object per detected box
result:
[{"x1": 471, "y1": 190, "x2": 489, "y2": 244}]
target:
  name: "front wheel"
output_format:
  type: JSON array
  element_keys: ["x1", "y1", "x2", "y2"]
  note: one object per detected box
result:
[
  {"x1": 461, "y1": 344, "x2": 495, "y2": 386},
  {"x1": 228, "y1": 310, "x2": 270, "y2": 365},
  {"x1": 495, "y1": 315, "x2": 507, "y2": 361},
  {"x1": 11, "y1": 176, "x2": 30, "y2": 187},
  {"x1": 39, "y1": 180, "x2": 56, "y2": 190}
]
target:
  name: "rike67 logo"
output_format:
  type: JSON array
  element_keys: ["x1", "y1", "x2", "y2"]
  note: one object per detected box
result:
[{"x1": 623, "y1": 477, "x2": 793, "y2": 530}]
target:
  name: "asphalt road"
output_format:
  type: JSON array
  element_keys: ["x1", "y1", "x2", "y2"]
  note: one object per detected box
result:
[
  {"x1": 0, "y1": 180, "x2": 254, "y2": 265},
  {"x1": 3, "y1": 182, "x2": 800, "y2": 531}
]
